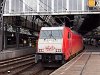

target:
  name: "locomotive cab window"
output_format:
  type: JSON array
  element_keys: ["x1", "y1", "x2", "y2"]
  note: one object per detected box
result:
[
  {"x1": 68, "y1": 32, "x2": 71, "y2": 39},
  {"x1": 39, "y1": 30, "x2": 62, "y2": 39}
]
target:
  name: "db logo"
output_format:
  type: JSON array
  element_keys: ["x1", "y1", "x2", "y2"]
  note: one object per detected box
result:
[{"x1": 45, "y1": 46, "x2": 55, "y2": 51}]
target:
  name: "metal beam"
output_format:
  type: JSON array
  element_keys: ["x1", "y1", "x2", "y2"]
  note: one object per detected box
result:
[
  {"x1": 3, "y1": 12, "x2": 100, "y2": 16},
  {"x1": 0, "y1": 0, "x2": 4, "y2": 51},
  {"x1": 36, "y1": 15, "x2": 51, "y2": 26}
]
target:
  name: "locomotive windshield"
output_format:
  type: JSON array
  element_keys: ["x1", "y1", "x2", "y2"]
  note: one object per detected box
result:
[{"x1": 39, "y1": 30, "x2": 62, "y2": 39}]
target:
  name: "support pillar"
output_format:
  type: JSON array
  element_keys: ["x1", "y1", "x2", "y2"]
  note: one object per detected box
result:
[
  {"x1": 4, "y1": 23, "x2": 7, "y2": 50},
  {"x1": 16, "y1": 27, "x2": 20, "y2": 49},
  {"x1": 15, "y1": 16, "x2": 21, "y2": 49},
  {"x1": 67, "y1": 0, "x2": 69, "y2": 11},
  {"x1": 0, "y1": 0, "x2": 4, "y2": 51},
  {"x1": 51, "y1": 0, "x2": 54, "y2": 13},
  {"x1": 82, "y1": 0, "x2": 85, "y2": 11}
]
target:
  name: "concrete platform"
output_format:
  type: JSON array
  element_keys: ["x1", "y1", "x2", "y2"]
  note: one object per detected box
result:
[
  {"x1": 0, "y1": 47, "x2": 36, "y2": 61},
  {"x1": 50, "y1": 46, "x2": 100, "y2": 75}
]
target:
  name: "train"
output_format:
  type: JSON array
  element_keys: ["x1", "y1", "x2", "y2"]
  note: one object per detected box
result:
[{"x1": 35, "y1": 26, "x2": 84, "y2": 67}]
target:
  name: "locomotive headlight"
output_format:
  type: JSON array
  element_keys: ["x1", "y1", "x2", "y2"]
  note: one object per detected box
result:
[
  {"x1": 39, "y1": 49, "x2": 44, "y2": 52},
  {"x1": 56, "y1": 49, "x2": 61, "y2": 52}
]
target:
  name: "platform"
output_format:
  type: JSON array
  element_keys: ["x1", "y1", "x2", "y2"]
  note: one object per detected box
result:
[
  {"x1": 50, "y1": 46, "x2": 100, "y2": 75},
  {"x1": 0, "y1": 47, "x2": 36, "y2": 61}
]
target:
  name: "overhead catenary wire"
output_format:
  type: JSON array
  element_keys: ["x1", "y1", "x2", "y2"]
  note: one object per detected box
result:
[
  {"x1": 39, "y1": 0, "x2": 67, "y2": 12},
  {"x1": 39, "y1": 0, "x2": 56, "y2": 12},
  {"x1": 20, "y1": 0, "x2": 48, "y2": 13},
  {"x1": 39, "y1": 0, "x2": 71, "y2": 25},
  {"x1": 19, "y1": 0, "x2": 50, "y2": 25},
  {"x1": 19, "y1": 0, "x2": 36, "y2": 12},
  {"x1": 39, "y1": 0, "x2": 63, "y2": 25},
  {"x1": 20, "y1": 0, "x2": 69, "y2": 26}
]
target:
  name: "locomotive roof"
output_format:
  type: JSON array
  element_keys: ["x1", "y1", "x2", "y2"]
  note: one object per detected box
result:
[{"x1": 41, "y1": 27, "x2": 64, "y2": 30}]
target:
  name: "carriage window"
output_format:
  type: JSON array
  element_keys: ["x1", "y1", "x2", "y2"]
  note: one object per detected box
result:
[{"x1": 68, "y1": 32, "x2": 71, "y2": 39}]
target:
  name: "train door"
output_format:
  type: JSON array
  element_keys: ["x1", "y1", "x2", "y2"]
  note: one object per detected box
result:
[{"x1": 68, "y1": 31, "x2": 72, "y2": 55}]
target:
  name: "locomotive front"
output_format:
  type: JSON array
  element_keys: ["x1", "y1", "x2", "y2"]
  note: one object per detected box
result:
[{"x1": 35, "y1": 27, "x2": 64, "y2": 67}]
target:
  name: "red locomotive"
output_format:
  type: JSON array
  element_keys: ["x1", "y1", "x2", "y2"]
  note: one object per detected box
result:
[{"x1": 35, "y1": 26, "x2": 84, "y2": 67}]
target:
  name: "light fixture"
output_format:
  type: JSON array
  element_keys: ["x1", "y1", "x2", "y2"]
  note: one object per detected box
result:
[{"x1": 12, "y1": 33, "x2": 14, "y2": 37}]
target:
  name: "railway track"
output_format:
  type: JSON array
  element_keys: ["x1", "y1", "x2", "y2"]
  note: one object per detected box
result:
[
  {"x1": 0, "y1": 53, "x2": 57, "y2": 75},
  {"x1": 19, "y1": 62, "x2": 57, "y2": 75},
  {"x1": 0, "y1": 53, "x2": 84, "y2": 75},
  {"x1": 0, "y1": 54, "x2": 35, "y2": 75},
  {"x1": 20, "y1": 62, "x2": 44, "y2": 75},
  {"x1": 34, "y1": 69, "x2": 55, "y2": 75}
]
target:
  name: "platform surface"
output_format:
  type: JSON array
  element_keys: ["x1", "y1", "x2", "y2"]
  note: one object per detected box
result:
[{"x1": 50, "y1": 45, "x2": 100, "y2": 75}]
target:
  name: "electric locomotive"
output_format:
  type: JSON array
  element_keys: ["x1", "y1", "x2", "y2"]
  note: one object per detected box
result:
[{"x1": 35, "y1": 26, "x2": 84, "y2": 67}]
